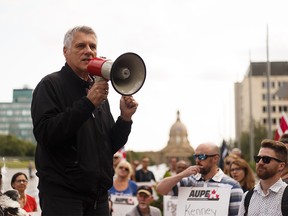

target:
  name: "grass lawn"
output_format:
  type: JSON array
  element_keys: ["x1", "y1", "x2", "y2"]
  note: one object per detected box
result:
[{"x1": 0, "y1": 159, "x2": 34, "y2": 169}]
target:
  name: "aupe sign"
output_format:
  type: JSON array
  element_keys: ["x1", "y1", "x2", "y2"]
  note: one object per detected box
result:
[{"x1": 176, "y1": 186, "x2": 231, "y2": 216}]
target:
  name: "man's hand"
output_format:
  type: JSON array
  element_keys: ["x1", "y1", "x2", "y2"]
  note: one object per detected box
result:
[
  {"x1": 86, "y1": 80, "x2": 109, "y2": 107},
  {"x1": 179, "y1": 165, "x2": 202, "y2": 178},
  {"x1": 120, "y1": 96, "x2": 138, "y2": 121}
]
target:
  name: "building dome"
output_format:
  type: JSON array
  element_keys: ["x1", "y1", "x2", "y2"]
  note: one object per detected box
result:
[
  {"x1": 169, "y1": 110, "x2": 188, "y2": 138},
  {"x1": 161, "y1": 110, "x2": 194, "y2": 159}
]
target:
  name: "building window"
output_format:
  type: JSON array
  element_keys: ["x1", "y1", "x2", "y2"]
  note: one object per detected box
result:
[
  {"x1": 6, "y1": 110, "x2": 13, "y2": 116},
  {"x1": 273, "y1": 118, "x2": 277, "y2": 125},
  {"x1": 263, "y1": 106, "x2": 266, "y2": 112},
  {"x1": 263, "y1": 118, "x2": 267, "y2": 124}
]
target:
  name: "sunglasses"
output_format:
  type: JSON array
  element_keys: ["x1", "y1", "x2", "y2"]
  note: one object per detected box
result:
[
  {"x1": 193, "y1": 154, "x2": 218, "y2": 161},
  {"x1": 254, "y1": 155, "x2": 284, "y2": 164},
  {"x1": 119, "y1": 166, "x2": 129, "y2": 172}
]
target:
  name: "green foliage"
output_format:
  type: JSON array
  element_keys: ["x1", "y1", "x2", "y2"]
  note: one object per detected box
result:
[
  {"x1": 0, "y1": 135, "x2": 36, "y2": 157},
  {"x1": 239, "y1": 122, "x2": 267, "y2": 162}
]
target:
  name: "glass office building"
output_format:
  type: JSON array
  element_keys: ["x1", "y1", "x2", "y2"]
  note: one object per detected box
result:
[{"x1": 0, "y1": 88, "x2": 35, "y2": 143}]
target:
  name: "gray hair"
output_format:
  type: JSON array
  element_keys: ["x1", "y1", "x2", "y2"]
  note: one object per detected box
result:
[{"x1": 63, "y1": 26, "x2": 97, "y2": 48}]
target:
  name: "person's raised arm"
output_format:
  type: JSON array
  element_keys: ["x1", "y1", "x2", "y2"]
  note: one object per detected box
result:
[{"x1": 156, "y1": 165, "x2": 201, "y2": 195}]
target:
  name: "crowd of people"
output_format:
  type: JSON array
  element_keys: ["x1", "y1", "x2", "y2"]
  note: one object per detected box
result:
[
  {"x1": 0, "y1": 136, "x2": 288, "y2": 215},
  {"x1": 105, "y1": 134, "x2": 288, "y2": 215}
]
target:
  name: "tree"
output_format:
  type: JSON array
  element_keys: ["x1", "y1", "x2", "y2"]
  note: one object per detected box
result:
[
  {"x1": 0, "y1": 135, "x2": 36, "y2": 156},
  {"x1": 239, "y1": 122, "x2": 267, "y2": 162}
]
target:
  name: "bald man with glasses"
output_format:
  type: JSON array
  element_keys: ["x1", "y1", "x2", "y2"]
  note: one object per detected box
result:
[{"x1": 156, "y1": 142, "x2": 243, "y2": 216}]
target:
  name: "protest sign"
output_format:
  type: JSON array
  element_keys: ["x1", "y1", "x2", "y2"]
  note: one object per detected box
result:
[
  {"x1": 111, "y1": 195, "x2": 138, "y2": 216},
  {"x1": 163, "y1": 195, "x2": 178, "y2": 216},
  {"x1": 176, "y1": 186, "x2": 231, "y2": 216}
]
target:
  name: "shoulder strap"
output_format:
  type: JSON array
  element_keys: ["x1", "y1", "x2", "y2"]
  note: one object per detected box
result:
[
  {"x1": 244, "y1": 188, "x2": 254, "y2": 216},
  {"x1": 281, "y1": 185, "x2": 288, "y2": 215},
  {"x1": 244, "y1": 185, "x2": 288, "y2": 215}
]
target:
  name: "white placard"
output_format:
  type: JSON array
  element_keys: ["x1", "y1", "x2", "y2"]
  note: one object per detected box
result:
[
  {"x1": 163, "y1": 195, "x2": 178, "y2": 216},
  {"x1": 111, "y1": 195, "x2": 138, "y2": 216},
  {"x1": 176, "y1": 186, "x2": 231, "y2": 216}
]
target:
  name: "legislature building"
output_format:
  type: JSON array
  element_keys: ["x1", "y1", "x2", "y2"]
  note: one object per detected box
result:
[{"x1": 133, "y1": 110, "x2": 195, "y2": 165}]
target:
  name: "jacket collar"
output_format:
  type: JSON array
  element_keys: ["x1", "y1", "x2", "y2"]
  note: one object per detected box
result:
[{"x1": 62, "y1": 63, "x2": 94, "y2": 90}]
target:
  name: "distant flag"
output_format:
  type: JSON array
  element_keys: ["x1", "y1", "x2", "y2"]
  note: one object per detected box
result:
[
  {"x1": 275, "y1": 112, "x2": 288, "y2": 141},
  {"x1": 118, "y1": 147, "x2": 127, "y2": 159},
  {"x1": 219, "y1": 140, "x2": 229, "y2": 170}
]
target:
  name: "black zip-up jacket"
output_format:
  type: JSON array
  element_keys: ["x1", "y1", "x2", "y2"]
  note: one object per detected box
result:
[{"x1": 31, "y1": 63, "x2": 132, "y2": 201}]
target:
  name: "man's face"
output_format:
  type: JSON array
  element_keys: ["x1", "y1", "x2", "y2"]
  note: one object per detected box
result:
[
  {"x1": 137, "y1": 192, "x2": 152, "y2": 209},
  {"x1": 142, "y1": 158, "x2": 149, "y2": 168},
  {"x1": 194, "y1": 146, "x2": 217, "y2": 175},
  {"x1": 63, "y1": 31, "x2": 97, "y2": 75},
  {"x1": 256, "y1": 147, "x2": 283, "y2": 180}
]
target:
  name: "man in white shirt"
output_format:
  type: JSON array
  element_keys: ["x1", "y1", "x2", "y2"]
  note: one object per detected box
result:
[{"x1": 237, "y1": 139, "x2": 288, "y2": 216}]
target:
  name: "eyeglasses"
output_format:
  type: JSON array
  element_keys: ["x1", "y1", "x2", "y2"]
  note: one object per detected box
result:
[
  {"x1": 230, "y1": 168, "x2": 243, "y2": 172},
  {"x1": 254, "y1": 155, "x2": 284, "y2": 164},
  {"x1": 15, "y1": 179, "x2": 28, "y2": 184},
  {"x1": 193, "y1": 154, "x2": 218, "y2": 161},
  {"x1": 119, "y1": 166, "x2": 129, "y2": 172}
]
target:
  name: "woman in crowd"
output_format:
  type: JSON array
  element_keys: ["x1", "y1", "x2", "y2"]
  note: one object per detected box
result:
[
  {"x1": 223, "y1": 153, "x2": 239, "y2": 175},
  {"x1": 230, "y1": 158, "x2": 256, "y2": 192},
  {"x1": 109, "y1": 160, "x2": 138, "y2": 196},
  {"x1": 11, "y1": 172, "x2": 37, "y2": 213}
]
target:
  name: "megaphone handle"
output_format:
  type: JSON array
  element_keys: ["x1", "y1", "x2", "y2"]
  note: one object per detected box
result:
[{"x1": 93, "y1": 76, "x2": 108, "y2": 82}]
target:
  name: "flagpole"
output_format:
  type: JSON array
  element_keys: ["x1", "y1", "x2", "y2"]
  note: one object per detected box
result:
[
  {"x1": 266, "y1": 24, "x2": 272, "y2": 139},
  {"x1": 248, "y1": 50, "x2": 255, "y2": 162}
]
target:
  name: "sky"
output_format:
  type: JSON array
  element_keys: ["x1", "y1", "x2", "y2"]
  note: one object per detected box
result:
[{"x1": 1, "y1": 0, "x2": 288, "y2": 152}]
